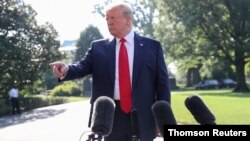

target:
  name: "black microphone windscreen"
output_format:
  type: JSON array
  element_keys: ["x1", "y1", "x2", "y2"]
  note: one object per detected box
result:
[
  {"x1": 151, "y1": 100, "x2": 177, "y2": 136},
  {"x1": 131, "y1": 109, "x2": 140, "y2": 139},
  {"x1": 91, "y1": 96, "x2": 116, "y2": 136},
  {"x1": 185, "y1": 94, "x2": 216, "y2": 125}
]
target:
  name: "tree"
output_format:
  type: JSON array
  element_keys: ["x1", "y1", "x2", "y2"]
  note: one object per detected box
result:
[
  {"x1": 74, "y1": 25, "x2": 103, "y2": 62},
  {"x1": 74, "y1": 25, "x2": 103, "y2": 96},
  {"x1": 0, "y1": 0, "x2": 62, "y2": 98},
  {"x1": 156, "y1": 0, "x2": 250, "y2": 92}
]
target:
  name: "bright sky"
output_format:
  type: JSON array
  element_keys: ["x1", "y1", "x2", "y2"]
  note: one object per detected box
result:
[{"x1": 24, "y1": 0, "x2": 111, "y2": 42}]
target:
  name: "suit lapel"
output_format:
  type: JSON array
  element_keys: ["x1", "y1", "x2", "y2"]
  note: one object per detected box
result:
[
  {"x1": 105, "y1": 38, "x2": 116, "y2": 86},
  {"x1": 132, "y1": 33, "x2": 145, "y2": 89}
]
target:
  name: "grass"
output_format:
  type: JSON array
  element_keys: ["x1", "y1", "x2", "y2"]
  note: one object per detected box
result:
[
  {"x1": 66, "y1": 96, "x2": 90, "y2": 102},
  {"x1": 65, "y1": 88, "x2": 250, "y2": 124},
  {"x1": 171, "y1": 89, "x2": 250, "y2": 124}
]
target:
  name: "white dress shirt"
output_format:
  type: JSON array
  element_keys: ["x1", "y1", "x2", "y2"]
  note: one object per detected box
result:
[
  {"x1": 9, "y1": 88, "x2": 19, "y2": 98},
  {"x1": 113, "y1": 30, "x2": 134, "y2": 100}
]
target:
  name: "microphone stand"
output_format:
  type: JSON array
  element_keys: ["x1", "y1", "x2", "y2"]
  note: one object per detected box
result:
[
  {"x1": 131, "y1": 109, "x2": 140, "y2": 141},
  {"x1": 86, "y1": 133, "x2": 102, "y2": 141}
]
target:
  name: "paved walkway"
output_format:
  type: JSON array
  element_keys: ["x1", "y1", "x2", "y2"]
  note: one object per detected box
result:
[{"x1": 0, "y1": 100, "x2": 163, "y2": 141}]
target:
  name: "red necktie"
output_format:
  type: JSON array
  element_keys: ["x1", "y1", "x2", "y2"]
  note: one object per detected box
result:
[{"x1": 119, "y1": 38, "x2": 132, "y2": 113}]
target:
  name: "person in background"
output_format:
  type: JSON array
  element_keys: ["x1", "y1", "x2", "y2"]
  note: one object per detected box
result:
[
  {"x1": 9, "y1": 85, "x2": 21, "y2": 115},
  {"x1": 49, "y1": 2, "x2": 171, "y2": 141}
]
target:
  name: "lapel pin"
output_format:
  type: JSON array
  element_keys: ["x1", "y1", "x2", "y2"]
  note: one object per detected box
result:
[{"x1": 140, "y1": 43, "x2": 143, "y2": 46}]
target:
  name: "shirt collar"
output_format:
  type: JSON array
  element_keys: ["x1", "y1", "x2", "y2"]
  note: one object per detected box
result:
[{"x1": 116, "y1": 30, "x2": 134, "y2": 44}]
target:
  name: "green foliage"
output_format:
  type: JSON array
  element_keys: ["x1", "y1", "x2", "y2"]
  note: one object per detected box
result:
[
  {"x1": 155, "y1": 0, "x2": 250, "y2": 91},
  {"x1": 0, "y1": 96, "x2": 69, "y2": 116},
  {"x1": 0, "y1": 0, "x2": 62, "y2": 99},
  {"x1": 74, "y1": 25, "x2": 103, "y2": 62},
  {"x1": 42, "y1": 70, "x2": 60, "y2": 90},
  {"x1": 246, "y1": 62, "x2": 250, "y2": 77},
  {"x1": 0, "y1": 99, "x2": 9, "y2": 115},
  {"x1": 21, "y1": 96, "x2": 69, "y2": 111},
  {"x1": 50, "y1": 81, "x2": 82, "y2": 97}
]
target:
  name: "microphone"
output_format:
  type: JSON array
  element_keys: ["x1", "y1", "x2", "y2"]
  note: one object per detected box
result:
[
  {"x1": 151, "y1": 100, "x2": 177, "y2": 136},
  {"x1": 131, "y1": 109, "x2": 140, "y2": 141},
  {"x1": 91, "y1": 96, "x2": 116, "y2": 138},
  {"x1": 184, "y1": 94, "x2": 216, "y2": 125}
]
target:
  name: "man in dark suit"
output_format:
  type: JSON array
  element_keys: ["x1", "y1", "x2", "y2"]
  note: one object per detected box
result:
[{"x1": 50, "y1": 2, "x2": 171, "y2": 141}]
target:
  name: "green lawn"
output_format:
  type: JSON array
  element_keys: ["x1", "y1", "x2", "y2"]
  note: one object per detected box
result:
[
  {"x1": 171, "y1": 89, "x2": 250, "y2": 124},
  {"x1": 67, "y1": 96, "x2": 89, "y2": 102},
  {"x1": 66, "y1": 89, "x2": 250, "y2": 124}
]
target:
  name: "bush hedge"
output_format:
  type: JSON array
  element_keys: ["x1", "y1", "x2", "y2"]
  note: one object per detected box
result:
[
  {"x1": 50, "y1": 81, "x2": 82, "y2": 97},
  {"x1": 0, "y1": 96, "x2": 68, "y2": 116}
]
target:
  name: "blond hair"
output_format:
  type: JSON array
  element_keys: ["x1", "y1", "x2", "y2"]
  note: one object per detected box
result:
[{"x1": 105, "y1": 1, "x2": 133, "y2": 19}]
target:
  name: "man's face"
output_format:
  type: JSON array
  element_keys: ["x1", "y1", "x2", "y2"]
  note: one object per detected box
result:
[{"x1": 106, "y1": 7, "x2": 128, "y2": 38}]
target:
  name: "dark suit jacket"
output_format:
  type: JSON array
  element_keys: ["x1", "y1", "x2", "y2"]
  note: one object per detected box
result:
[{"x1": 63, "y1": 33, "x2": 171, "y2": 140}]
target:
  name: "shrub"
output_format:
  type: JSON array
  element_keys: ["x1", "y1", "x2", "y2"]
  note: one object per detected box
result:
[
  {"x1": 0, "y1": 96, "x2": 69, "y2": 117},
  {"x1": 19, "y1": 96, "x2": 69, "y2": 111},
  {"x1": 50, "y1": 81, "x2": 82, "y2": 97},
  {"x1": 0, "y1": 99, "x2": 10, "y2": 116}
]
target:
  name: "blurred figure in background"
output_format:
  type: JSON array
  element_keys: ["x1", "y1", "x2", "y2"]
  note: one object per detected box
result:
[{"x1": 8, "y1": 85, "x2": 21, "y2": 115}]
